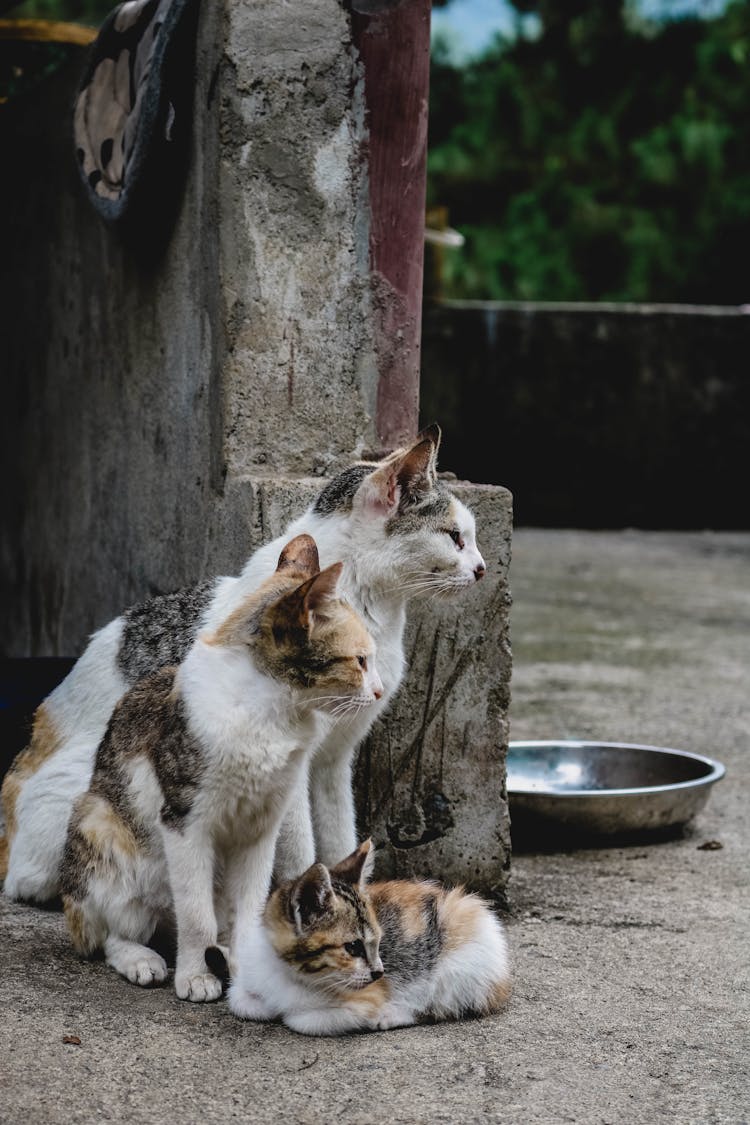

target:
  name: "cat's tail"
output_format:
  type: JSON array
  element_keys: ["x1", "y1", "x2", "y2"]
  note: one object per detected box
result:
[{"x1": 436, "y1": 888, "x2": 512, "y2": 1018}]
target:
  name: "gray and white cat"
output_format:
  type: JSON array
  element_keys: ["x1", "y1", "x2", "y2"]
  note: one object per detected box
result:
[
  {"x1": 60, "y1": 535, "x2": 382, "y2": 1000},
  {"x1": 3, "y1": 426, "x2": 486, "y2": 903},
  {"x1": 226, "y1": 840, "x2": 511, "y2": 1035}
]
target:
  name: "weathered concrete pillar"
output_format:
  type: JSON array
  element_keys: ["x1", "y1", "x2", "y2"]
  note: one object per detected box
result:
[
  {"x1": 352, "y1": 0, "x2": 430, "y2": 449},
  {"x1": 0, "y1": 0, "x2": 512, "y2": 894}
]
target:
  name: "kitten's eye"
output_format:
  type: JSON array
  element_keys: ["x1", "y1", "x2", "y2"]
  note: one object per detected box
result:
[
  {"x1": 357, "y1": 655, "x2": 368, "y2": 670},
  {"x1": 344, "y1": 940, "x2": 366, "y2": 959},
  {"x1": 447, "y1": 529, "x2": 465, "y2": 550}
]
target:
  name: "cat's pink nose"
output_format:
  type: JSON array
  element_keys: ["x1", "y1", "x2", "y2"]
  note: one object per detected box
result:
[
  {"x1": 474, "y1": 562, "x2": 486, "y2": 581},
  {"x1": 373, "y1": 687, "x2": 383, "y2": 700}
]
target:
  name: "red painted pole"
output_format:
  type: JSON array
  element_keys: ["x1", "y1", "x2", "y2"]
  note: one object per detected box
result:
[{"x1": 352, "y1": 0, "x2": 431, "y2": 451}]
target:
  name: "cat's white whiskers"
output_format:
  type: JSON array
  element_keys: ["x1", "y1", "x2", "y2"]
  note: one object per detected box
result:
[{"x1": 6, "y1": 424, "x2": 487, "y2": 938}]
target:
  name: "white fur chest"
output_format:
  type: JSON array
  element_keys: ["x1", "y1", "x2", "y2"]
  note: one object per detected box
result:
[{"x1": 178, "y1": 644, "x2": 321, "y2": 844}]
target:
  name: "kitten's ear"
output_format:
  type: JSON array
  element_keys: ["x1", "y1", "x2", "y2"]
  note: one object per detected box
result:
[
  {"x1": 276, "y1": 534, "x2": 320, "y2": 579},
  {"x1": 290, "y1": 863, "x2": 334, "y2": 932},
  {"x1": 329, "y1": 838, "x2": 375, "y2": 888}
]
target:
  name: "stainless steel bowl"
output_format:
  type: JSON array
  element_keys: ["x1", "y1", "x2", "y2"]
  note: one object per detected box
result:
[{"x1": 507, "y1": 740, "x2": 726, "y2": 838}]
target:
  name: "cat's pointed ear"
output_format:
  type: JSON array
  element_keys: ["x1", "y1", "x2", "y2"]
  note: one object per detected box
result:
[
  {"x1": 295, "y1": 561, "x2": 344, "y2": 631},
  {"x1": 394, "y1": 430, "x2": 440, "y2": 500},
  {"x1": 416, "y1": 422, "x2": 442, "y2": 456},
  {"x1": 329, "y1": 838, "x2": 375, "y2": 887},
  {"x1": 352, "y1": 426, "x2": 440, "y2": 521},
  {"x1": 290, "y1": 863, "x2": 334, "y2": 932},
  {"x1": 353, "y1": 462, "x2": 402, "y2": 520},
  {"x1": 276, "y1": 534, "x2": 320, "y2": 580}
]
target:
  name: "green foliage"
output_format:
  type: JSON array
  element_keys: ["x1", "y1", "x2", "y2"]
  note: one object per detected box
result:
[{"x1": 428, "y1": 1, "x2": 750, "y2": 302}]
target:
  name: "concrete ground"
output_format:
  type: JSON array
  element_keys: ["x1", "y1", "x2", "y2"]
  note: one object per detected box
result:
[{"x1": 1, "y1": 530, "x2": 748, "y2": 1124}]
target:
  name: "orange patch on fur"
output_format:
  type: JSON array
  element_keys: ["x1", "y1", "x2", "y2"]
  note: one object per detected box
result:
[
  {"x1": 0, "y1": 773, "x2": 21, "y2": 843},
  {"x1": 483, "y1": 976, "x2": 512, "y2": 1013},
  {"x1": 1, "y1": 704, "x2": 62, "y2": 843},
  {"x1": 206, "y1": 573, "x2": 303, "y2": 648},
  {"x1": 370, "y1": 880, "x2": 436, "y2": 940},
  {"x1": 0, "y1": 833, "x2": 8, "y2": 880},
  {"x1": 76, "y1": 793, "x2": 138, "y2": 861},
  {"x1": 439, "y1": 887, "x2": 487, "y2": 953},
  {"x1": 342, "y1": 976, "x2": 391, "y2": 1016},
  {"x1": 62, "y1": 895, "x2": 101, "y2": 956}
]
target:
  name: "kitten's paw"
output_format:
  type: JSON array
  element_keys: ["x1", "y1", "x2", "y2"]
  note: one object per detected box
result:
[
  {"x1": 227, "y1": 985, "x2": 273, "y2": 1022},
  {"x1": 175, "y1": 971, "x2": 223, "y2": 1003},
  {"x1": 375, "y1": 1004, "x2": 415, "y2": 1031}
]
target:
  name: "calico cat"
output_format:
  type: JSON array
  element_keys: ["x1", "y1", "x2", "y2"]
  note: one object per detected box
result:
[
  {"x1": 60, "y1": 535, "x2": 382, "y2": 1001},
  {"x1": 226, "y1": 840, "x2": 511, "y2": 1035},
  {"x1": 3, "y1": 425, "x2": 486, "y2": 903}
]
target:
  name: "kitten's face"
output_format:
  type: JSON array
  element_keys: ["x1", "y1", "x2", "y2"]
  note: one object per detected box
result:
[
  {"x1": 314, "y1": 425, "x2": 486, "y2": 599},
  {"x1": 266, "y1": 845, "x2": 384, "y2": 996}
]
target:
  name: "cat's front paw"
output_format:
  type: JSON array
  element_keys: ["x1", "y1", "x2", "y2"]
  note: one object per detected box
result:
[
  {"x1": 125, "y1": 952, "x2": 168, "y2": 988},
  {"x1": 175, "y1": 970, "x2": 223, "y2": 1003},
  {"x1": 227, "y1": 983, "x2": 274, "y2": 1022},
  {"x1": 105, "y1": 941, "x2": 168, "y2": 988}
]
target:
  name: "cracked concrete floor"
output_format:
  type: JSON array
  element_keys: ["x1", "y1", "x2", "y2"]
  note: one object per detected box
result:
[{"x1": 1, "y1": 530, "x2": 748, "y2": 1124}]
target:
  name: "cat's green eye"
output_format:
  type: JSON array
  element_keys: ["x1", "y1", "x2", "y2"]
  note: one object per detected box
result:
[
  {"x1": 357, "y1": 655, "x2": 367, "y2": 670},
  {"x1": 344, "y1": 939, "x2": 366, "y2": 959}
]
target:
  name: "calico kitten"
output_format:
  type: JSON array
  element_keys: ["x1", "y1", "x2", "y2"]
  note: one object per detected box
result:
[
  {"x1": 60, "y1": 536, "x2": 382, "y2": 1001},
  {"x1": 4, "y1": 425, "x2": 486, "y2": 903},
  {"x1": 227, "y1": 840, "x2": 511, "y2": 1035}
]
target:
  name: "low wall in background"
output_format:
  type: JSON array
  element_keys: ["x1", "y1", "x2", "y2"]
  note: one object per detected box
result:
[{"x1": 421, "y1": 301, "x2": 750, "y2": 529}]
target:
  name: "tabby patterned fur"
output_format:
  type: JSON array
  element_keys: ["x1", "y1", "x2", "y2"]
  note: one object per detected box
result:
[
  {"x1": 59, "y1": 536, "x2": 382, "y2": 1001},
  {"x1": 228, "y1": 841, "x2": 511, "y2": 1035},
  {"x1": 3, "y1": 425, "x2": 486, "y2": 903}
]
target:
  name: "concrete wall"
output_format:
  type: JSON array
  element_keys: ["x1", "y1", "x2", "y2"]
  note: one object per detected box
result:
[
  {"x1": 355, "y1": 484, "x2": 513, "y2": 895},
  {"x1": 0, "y1": 2, "x2": 513, "y2": 893},
  {"x1": 0, "y1": 1, "x2": 379, "y2": 655},
  {"x1": 421, "y1": 300, "x2": 750, "y2": 529},
  {"x1": 219, "y1": 0, "x2": 378, "y2": 478}
]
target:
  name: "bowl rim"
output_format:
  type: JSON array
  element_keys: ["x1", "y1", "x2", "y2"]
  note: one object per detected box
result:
[{"x1": 507, "y1": 740, "x2": 726, "y2": 798}]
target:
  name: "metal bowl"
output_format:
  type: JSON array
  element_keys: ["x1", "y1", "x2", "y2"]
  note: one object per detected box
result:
[{"x1": 507, "y1": 740, "x2": 725, "y2": 839}]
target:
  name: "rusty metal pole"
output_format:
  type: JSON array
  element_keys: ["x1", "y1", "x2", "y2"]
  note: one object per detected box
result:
[{"x1": 352, "y1": 0, "x2": 431, "y2": 451}]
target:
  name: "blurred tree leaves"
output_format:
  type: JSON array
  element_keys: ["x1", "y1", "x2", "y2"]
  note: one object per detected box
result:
[{"x1": 428, "y1": 0, "x2": 750, "y2": 302}]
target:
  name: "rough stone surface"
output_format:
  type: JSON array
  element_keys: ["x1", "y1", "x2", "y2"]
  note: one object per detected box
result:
[
  {"x1": 0, "y1": 0, "x2": 381, "y2": 658},
  {"x1": 1, "y1": 530, "x2": 747, "y2": 1123},
  {"x1": 219, "y1": 0, "x2": 378, "y2": 477},
  {"x1": 0, "y1": 19, "x2": 224, "y2": 655},
  {"x1": 355, "y1": 483, "x2": 513, "y2": 895},
  {"x1": 0, "y1": 0, "x2": 512, "y2": 989}
]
